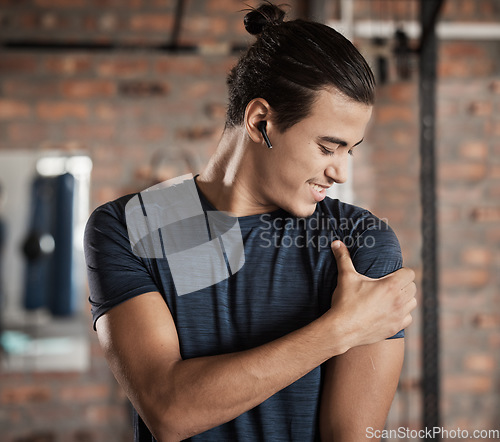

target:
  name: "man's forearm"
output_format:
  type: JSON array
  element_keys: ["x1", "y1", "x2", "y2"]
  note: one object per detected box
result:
[{"x1": 143, "y1": 310, "x2": 346, "y2": 440}]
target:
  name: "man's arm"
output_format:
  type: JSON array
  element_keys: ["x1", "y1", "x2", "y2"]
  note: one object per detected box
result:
[
  {"x1": 96, "y1": 242, "x2": 416, "y2": 441},
  {"x1": 319, "y1": 339, "x2": 404, "y2": 442},
  {"x1": 97, "y1": 291, "x2": 346, "y2": 441}
]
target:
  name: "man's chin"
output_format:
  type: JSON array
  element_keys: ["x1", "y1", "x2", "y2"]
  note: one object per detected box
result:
[{"x1": 287, "y1": 203, "x2": 318, "y2": 218}]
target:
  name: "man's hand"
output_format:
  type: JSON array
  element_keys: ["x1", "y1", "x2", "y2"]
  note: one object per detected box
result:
[{"x1": 329, "y1": 240, "x2": 417, "y2": 351}]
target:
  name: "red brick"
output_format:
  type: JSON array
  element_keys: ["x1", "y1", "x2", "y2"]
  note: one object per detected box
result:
[
  {"x1": 61, "y1": 80, "x2": 116, "y2": 99},
  {"x1": 439, "y1": 58, "x2": 495, "y2": 78},
  {"x1": 459, "y1": 140, "x2": 488, "y2": 161},
  {"x1": 471, "y1": 206, "x2": 500, "y2": 222},
  {"x1": 441, "y1": 269, "x2": 490, "y2": 288},
  {"x1": 438, "y1": 81, "x2": 485, "y2": 98},
  {"x1": 1, "y1": 385, "x2": 51, "y2": 404},
  {"x1": 96, "y1": 59, "x2": 149, "y2": 78},
  {"x1": 438, "y1": 206, "x2": 462, "y2": 224},
  {"x1": 460, "y1": 247, "x2": 493, "y2": 266},
  {"x1": 155, "y1": 57, "x2": 204, "y2": 75},
  {"x1": 84, "y1": 403, "x2": 129, "y2": 425},
  {"x1": 376, "y1": 106, "x2": 414, "y2": 124},
  {"x1": 443, "y1": 375, "x2": 492, "y2": 393},
  {"x1": 459, "y1": 0, "x2": 476, "y2": 16},
  {"x1": 487, "y1": 184, "x2": 500, "y2": 200},
  {"x1": 441, "y1": 312, "x2": 465, "y2": 329},
  {"x1": 185, "y1": 82, "x2": 212, "y2": 99},
  {"x1": 97, "y1": 13, "x2": 119, "y2": 31},
  {"x1": 7, "y1": 122, "x2": 49, "y2": 144},
  {"x1": 437, "y1": 101, "x2": 460, "y2": 118},
  {"x1": 0, "y1": 56, "x2": 38, "y2": 73},
  {"x1": 44, "y1": 56, "x2": 92, "y2": 75},
  {"x1": 94, "y1": 103, "x2": 117, "y2": 120},
  {"x1": 0, "y1": 99, "x2": 31, "y2": 119},
  {"x1": 391, "y1": 128, "x2": 418, "y2": 147},
  {"x1": 439, "y1": 163, "x2": 487, "y2": 182},
  {"x1": 473, "y1": 313, "x2": 500, "y2": 329},
  {"x1": 140, "y1": 125, "x2": 167, "y2": 141},
  {"x1": 183, "y1": 16, "x2": 228, "y2": 38},
  {"x1": 441, "y1": 42, "x2": 487, "y2": 59},
  {"x1": 129, "y1": 14, "x2": 172, "y2": 32},
  {"x1": 176, "y1": 126, "x2": 218, "y2": 140},
  {"x1": 490, "y1": 165, "x2": 500, "y2": 179},
  {"x1": 491, "y1": 79, "x2": 500, "y2": 94},
  {"x1": 485, "y1": 119, "x2": 500, "y2": 136},
  {"x1": 3, "y1": 79, "x2": 59, "y2": 98},
  {"x1": 39, "y1": 11, "x2": 62, "y2": 30},
  {"x1": 205, "y1": 102, "x2": 227, "y2": 119},
  {"x1": 31, "y1": 371, "x2": 82, "y2": 381},
  {"x1": 37, "y1": 102, "x2": 89, "y2": 120},
  {"x1": 480, "y1": 0, "x2": 496, "y2": 17},
  {"x1": 59, "y1": 384, "x2": 110, "y2": 402},
  {"x1": 34, "y1": 0, "x2": 85, "y2": 6},
  {"x1": 65, "y1": 124, "x2": 115, "y2": 141},
  {"x1": 489, "y1": 332, "x2": 500, "y2": 349},
  {"x1": 370, "y1": 149, "x2": 413, "y2": 169},
  {"x1": 17, "y1": 12, "x2": 39, "y2": 29},
  {"x1": 468, "y1": 100, "x2": 493, "y2": 116},
  {"x1": 464, "y1": 354, "x2": 496, "y2": 373},
  {"x1": 379, "y1": 83, "x2": 416, "y2": 103},
  {"x1": 207, "y1": 0, "x2": 242, "y2": 12},
  {"x1": 438, "y1": 185, "x2": 483, "y2": 204}
]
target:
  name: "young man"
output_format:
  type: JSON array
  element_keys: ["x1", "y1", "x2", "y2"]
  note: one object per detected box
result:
[{"x1": 85, "y1": 4, "x2": 417, "y2": 441}]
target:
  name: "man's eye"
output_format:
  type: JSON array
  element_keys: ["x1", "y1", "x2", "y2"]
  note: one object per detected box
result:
[
  {"x1": 348, "y1": 149, "x2": 354, "y2": 156},
  {"x1": 319, "y1": 145, "x2": 335, "y2": 156}
]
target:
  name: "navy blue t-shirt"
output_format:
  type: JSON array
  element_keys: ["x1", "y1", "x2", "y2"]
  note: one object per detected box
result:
[{"x1": 84, "y1": 178, "x2": 404, "y2": 441}]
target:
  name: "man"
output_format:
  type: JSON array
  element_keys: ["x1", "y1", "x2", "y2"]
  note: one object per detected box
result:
[{"x1": 85, "y1": 4, "x2": 417, "y2": 441}]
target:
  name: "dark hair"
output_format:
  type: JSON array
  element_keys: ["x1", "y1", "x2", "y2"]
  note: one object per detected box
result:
[{"x1": 225, "y1": 3, "x2": 376, "y2": 132}]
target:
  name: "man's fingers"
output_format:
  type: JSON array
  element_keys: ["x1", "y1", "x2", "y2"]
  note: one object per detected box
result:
[
  {"x1": 380, "y1": 266, "x2": 415, "y2": 287},
  {"x1": 401, "y1": 283, "x2": 417, "y2": 305},
  {"x1": 400, "y1": 281, "x2": 417, "y2": 301},
  {"x1": 331, "y1": 241, "x2": 356, "y2": 275}
]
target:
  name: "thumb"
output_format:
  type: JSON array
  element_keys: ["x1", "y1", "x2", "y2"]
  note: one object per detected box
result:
[{"x1": 331, "y1": 240, "x2": 356, "y2": 275}]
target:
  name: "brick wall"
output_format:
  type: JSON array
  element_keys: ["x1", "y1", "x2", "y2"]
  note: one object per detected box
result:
[
  {"x1": 0, "y1": 0, "x2": 499, "y2": 441},
  {"x1": 351, "y1": 0, "x2": 500, "y2": 439}
]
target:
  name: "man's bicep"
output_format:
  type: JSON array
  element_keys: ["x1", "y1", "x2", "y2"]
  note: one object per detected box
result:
[
  {"x1": 350, "y1": 220, "x2": 405, "y2": 339},
  {"x1": 320, "y1": 339, "x2": 404, "y2": 441},
  {"x1": 84, "y1": 203, "x2": 159, "y2": 329},
  {"x1": 349, "y1": 219, "x2": 403, "y2": 278},
  {"x1": 96, "y1": 291, "x2": 182, "y2": 433}
]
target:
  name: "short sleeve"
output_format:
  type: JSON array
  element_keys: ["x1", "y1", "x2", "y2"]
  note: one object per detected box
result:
[
  {"x1": 84, "y1": 198, "x2": 159, "y2": 330},
  {"x1": 348, "y1": 214, "x2": 405, "y2": 339}
]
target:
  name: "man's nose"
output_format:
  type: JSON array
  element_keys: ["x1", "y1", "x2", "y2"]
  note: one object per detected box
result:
[{"x1": 325, "y1": 156, "x2": 349, "y2": 184}]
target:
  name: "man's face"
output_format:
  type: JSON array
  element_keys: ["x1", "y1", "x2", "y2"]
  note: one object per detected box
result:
[{"x1": 252, "y1": 88, "x2": 373, "y2": 218}]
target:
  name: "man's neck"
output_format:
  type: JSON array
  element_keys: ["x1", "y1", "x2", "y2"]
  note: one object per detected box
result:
[{"x1": 196, "y1": 128, "x2": 278, "y2": 217}]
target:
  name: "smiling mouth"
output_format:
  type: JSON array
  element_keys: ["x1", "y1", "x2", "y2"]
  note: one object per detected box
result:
[
  {"x1": 308, "y1": 182, "x2": 329, "y2": 202},
  {"x1": 309, "y1": 183, "x2": 327, "y2": 192}
]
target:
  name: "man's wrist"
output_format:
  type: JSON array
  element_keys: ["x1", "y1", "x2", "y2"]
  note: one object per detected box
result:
[{"x1": 320, "y1": 309, "x2": 354, "y2": 357}]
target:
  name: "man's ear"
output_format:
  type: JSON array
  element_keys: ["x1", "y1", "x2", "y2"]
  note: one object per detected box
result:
[{"x1": 244, "y1": 98, "x2": 273, "y2": 144}]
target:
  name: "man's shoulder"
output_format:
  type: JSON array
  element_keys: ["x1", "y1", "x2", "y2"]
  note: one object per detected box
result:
[
  {"x1": 85, "y1": 193, "x2": 138, "y2": 245},
  {"x1": 88, "y1": 193, "x2": 136, "y2": 224},
  {"x1": 317, "y1": 196, "x2": 400, "y2": 258},
  {"x1": 317, "y1": 196, "x2": 389, "y2": 233}
]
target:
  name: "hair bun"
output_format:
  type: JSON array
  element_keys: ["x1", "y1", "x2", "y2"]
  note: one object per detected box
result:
[{"x1": 244, "y1": 3, "x2": 286, "y2": 36}]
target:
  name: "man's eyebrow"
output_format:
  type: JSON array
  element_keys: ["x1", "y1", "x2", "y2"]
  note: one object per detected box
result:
[{"x1": 317, "y1": 136, "x2": 364, "y2": 147}]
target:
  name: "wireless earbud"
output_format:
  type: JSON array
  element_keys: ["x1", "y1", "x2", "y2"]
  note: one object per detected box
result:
[{"x1": 258, "y1": 121, "x2": 273, "y2": 149}]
